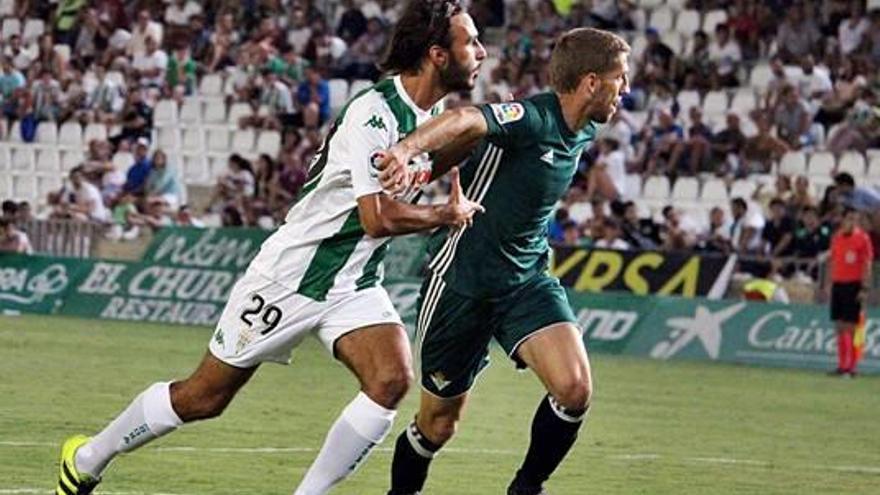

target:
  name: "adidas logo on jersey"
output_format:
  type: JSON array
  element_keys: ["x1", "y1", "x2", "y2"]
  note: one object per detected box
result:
[{"x1": 540, "y1": 150, "x2": 554, "y2": 165}]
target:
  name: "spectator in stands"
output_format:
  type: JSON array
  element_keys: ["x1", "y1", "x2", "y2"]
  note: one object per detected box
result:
[
  {"x1": 296, "y1": 66, "x2": 330, "y2": 128},
  {"x1": 132, "y1": 36, "x2": 168, "y2": 91},
  {"x1": 797, "y1": 55, "x2": 832, "y2": 114},
  {"x1": 128, "y1": 9, "x2": 163, "y2": 58},
  {"x1": 1, "y1": 200, "x2": 18, "y2": 221},
  {"x1": 30, "y1": 69, "x2": 62, "y2": 122},
  {"x1": 791, "y1": 205, "x2": 832, "y2": 280},
  {"x1": 774, "y1": 84, "x2": 814, "y2": 149},
  {"x1": 3, "y1": 35, "x2": 33, "y2": 73},
  {"x1": 697, "y1": 206, "x2": 732, "y2": 253},
  {"x1": 775, "y1": 3, "x2": 821, "y2": 64},
  {"x1": 53, "y1": 166, "x2": 110, "y2": 223},
  {"x1": 838, "y1": 2, "x2": 870, "y2": 56},
  {"x1": 619, "y1": 201, "x2": 659, "y2": 250},
  {"x1": 764, "y1": 56, "x2": 792, "y2": 112},
  {"x1": 0, "y1": 57, "x2": 25, "y2": 133},
  {"x1": 868, "y1": 9, "x2": 880, "y2": 66},
  {"x1": 816, "y1": 57, "x2": 867, "y2": 129},
  {"x1": 660, "y1": 206, "x2": 698, "y2": 251},
  {"x1": 221, "y1": 203, "x2": 245, "y2": 227},
  {"x1": 164, "y1": 0, "x2": 203, "y2": 41},
  {"x1": 587, "y1": 137, "x2": 627, "y2": 201},
  {"x1": 303, "y1": 22, "x2": 348, "y2": 74},
  {"x1": 145, "y1": 149, "x2": 183, "y2": 210},
  {"x1": 166, "y1": 45, "x2": 197, "y2": 99},
  {"x1": 827, "y1": 91, "x2": 880, "y2": 154},
  {"x1": 53, "y1": 0, "x2": 87, "y2": 47},
  {"x1": 174, "y1": 204, "x2": 205, "y2": 228},
  {"x1": 269, "y1": 44, "x2": 311, "y2": 88},
  {"x1": 208, "y1": 153, "x2": 256, "y2": 213},
  {"x1": 594, "y1": 218, "x2": 630, "y2": 250},
  {"x1": 710, "y1": 112, "x2": 747, "y2": 176},
  {"x1": 548, "y1": 208, "x2": 570, "y2": 244},
  {"x1": 336, "y1": 0, "x2": 368, "y2": 45},
  {"x1": 559, "y1": 220, "x2": 587, "y2": 248},
  {"x1": 743, "y1": 112, "x2": 790, "y2": 174},
  {"x1": 762, "y1": 198, "x2": 796, "y2": 257},
  {"x1": 677, "y1": 30, "x2": 712, "y2": 91},
  {"x1": 709, "y1": 23, "x2": 742, "y2": 88},
  {"x1": 110, "y1": 89, "x2": 153, "y2": 147},
  {"x1": 16, "y1": 201, "x2": 33, "y2": 224},
  {"x1": 77, "y1": 64, "x2": 124, "y2": 125},
  {"x1": 122, "y1": 138, "x2": 153, "y2": 195},
  {"x1": 74, "y1": 8, "x2": 111, "y2": 67},
  {"x1": 342, "y1": 17, "x2": 387, "y2": 81},
  {"x1": 586, "y1": 198, "x2": 611, "y2": 242},
  {"x1": 728, "y1": 0, "x2": 761, "y2": 59},
  {"x1": 106, "y1": 192, "x2": 144, "y2": 241},
  {"x1": 789, "y1": 175, "x2": 816, "y2": 212},
  {"x1": 640, "y1": 109, "x2": 684, "y2": 176},
  {"x1": 640, "y1": 28, "x2": 674, "y2": 86},
  {"x1": 834, "y1": 172, "x2": 880, "y2": 212},
  {"x1": 678, "y1": 106, "x2": 714, "y2": 176},
  {"x1": 242, "y1": 69, "x2": 295, "y2": 131},
  {"x1": 0, "y1": 217, "x2": 33, "y2": 254},
  {"x1": 730, "y1": 197, "x2": 765, "y2": 255}
]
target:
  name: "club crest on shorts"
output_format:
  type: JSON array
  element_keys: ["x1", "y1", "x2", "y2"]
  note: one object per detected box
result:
[
  {"x1": 429, "y1": 371, "x2": 451, "y2": 391},
  {"x1": 490, "y1": 102, "x2": 524, "y2": 124}
]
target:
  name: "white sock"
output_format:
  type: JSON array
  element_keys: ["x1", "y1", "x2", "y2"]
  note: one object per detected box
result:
[
  {"x1": 75, "y1": 382, "x2": 183, "y2": 478},
  {"x1": 293, "y1": 392, "x2": 396, "y2": 495}
]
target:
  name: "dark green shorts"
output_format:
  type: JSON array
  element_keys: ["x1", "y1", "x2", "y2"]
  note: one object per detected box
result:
[{"x1": 416, "y1": 272, "x2": 578, "y2": 398}]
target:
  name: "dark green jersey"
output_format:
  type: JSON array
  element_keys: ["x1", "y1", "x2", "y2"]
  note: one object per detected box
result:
[{"x1": 426, "y1": 92, "x2": 598, "y2": 297}]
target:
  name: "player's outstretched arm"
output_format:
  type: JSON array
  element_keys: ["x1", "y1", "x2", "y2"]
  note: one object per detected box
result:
[
  {"x1": 378, "y1": 106, "x2": 488, "y2": 194},
  {"x1": 357, "y1": 167, "x2": 484, "y2": 238}
]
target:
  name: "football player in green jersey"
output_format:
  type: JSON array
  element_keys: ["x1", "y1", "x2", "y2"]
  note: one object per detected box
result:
[{"x1": 379, "y1": 28, "x2": 630, "y2": 495}]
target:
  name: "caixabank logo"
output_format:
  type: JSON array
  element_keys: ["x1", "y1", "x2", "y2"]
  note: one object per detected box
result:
[{"x1": 650, "y1": 303, "x2": 747, "y2": 360}]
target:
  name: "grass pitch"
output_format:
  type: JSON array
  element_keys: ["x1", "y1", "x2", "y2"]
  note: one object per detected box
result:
[{"x1": 1, "y1": 315, "x2": 879, "y2": 494}]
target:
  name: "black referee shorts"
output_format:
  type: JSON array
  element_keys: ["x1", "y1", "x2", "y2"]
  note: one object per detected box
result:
[{"x1": 830, "y1": 282, "x2": 862, "y2": 324}]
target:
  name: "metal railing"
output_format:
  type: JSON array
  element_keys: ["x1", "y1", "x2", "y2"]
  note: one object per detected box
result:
[{"x1": 21, "y1": 219, "x2": 106, "y2": 258}]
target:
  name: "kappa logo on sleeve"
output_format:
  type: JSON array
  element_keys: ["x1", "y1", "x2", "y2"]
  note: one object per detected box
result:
[{"x1": 490, "y1": 102, "x2": 524, "y2": 124}]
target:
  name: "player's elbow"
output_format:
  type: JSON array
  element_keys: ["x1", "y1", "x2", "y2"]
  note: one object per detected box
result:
[{"x1": 361, "y1": 216, "x2": 394, "y2": 238}]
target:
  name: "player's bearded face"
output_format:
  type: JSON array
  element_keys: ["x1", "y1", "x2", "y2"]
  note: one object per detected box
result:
[
  {"x1": 439, "y1": 52, "x2": 476, "y2": 91},
  {"x1": 587, "y1": 55, "x2": 629, "y2": 124}
]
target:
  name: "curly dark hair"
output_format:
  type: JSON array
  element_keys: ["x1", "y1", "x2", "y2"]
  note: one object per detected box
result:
[{"x1": 377, "y1": 0, "x2": 463, "y2": 74}]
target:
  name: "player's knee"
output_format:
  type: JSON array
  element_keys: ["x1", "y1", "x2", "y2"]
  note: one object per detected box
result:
[
  {"x1": 170, "y1": 380, "x2": 234, "y2": 421},
  {"x1": 422, "y1": 414, "x2": 459, "y2": 446},
  {"x1": 551, "y1": 375, "x2": 593, "y2": 412},
  {"x1": 364, "y1": 365, "x2": 413, "y2": 409}
]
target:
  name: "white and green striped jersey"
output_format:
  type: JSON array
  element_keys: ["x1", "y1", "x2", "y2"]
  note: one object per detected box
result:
[{"x1": 248, "y1": 76, "x2": 440, "y2": 301}]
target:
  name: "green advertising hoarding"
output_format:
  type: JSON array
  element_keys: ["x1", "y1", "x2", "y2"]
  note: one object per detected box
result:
[{"x1": 0, "y1": 254, "x2": 92, "y2": 315}]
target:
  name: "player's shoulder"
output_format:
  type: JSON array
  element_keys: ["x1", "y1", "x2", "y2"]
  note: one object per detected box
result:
[{"x1": 339, "y1": 85, "x2": 394, "y2": 127}]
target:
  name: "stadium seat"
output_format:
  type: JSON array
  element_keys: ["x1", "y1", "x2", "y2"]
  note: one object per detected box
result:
[
  {"x1": 227, "y1": 102, "x2": 253, "y2": 128},
  {"x1": 660, "y1": 32, "x2": 682, "y2": 54},
  {"x1": 208, "y1": 155, "x2": 229, "y2": 181},
  {"x1": 0, "y1": 173, "x2": 10, "y2": 199},
  {"x1": 35, "y1": 149, "x2": 60, "y2": 173},
  {"x1": 199, "y1": 74, "x2": 224, "y2": 97},
  {"x1": 154, "y1": 99, "x2": 178, "y2": 127},
  {"x1": 202, "y1": 101, "x2": 227, "y2": 124},
  {"x1": 837, "y1": 152, "x2": 866, "y2": 177},
  {"x1": 811, "y1": 176, "x2": 832, "y2": 197},
  {"x1": 643, "y1": 175, "x2": 671, "y2": 200},
  {"x1": 638, "y1": 0, "x2": 664, "y2": 8},
  {"x1": 730, "y1": 89, "x2": 756, "y2": 114},
  {"x1": 34, "y1": 123, "x2": 58, "y2": 146},
  {"x1": 624, "y1": 174, "x2": 643, "y2": 198},
  {"x1": 328, "y1": 79, "x2": 350, "y2": 116},
  {"x1": 256, "y1": 131, "x2": 281, "y2": 156},
  {"x1": 0, "y1": 0, "x2": 14, "y2": 16},
  {"x1": 21, "y1": 18, "x2": 44, "y2": 43},
  {"x1": 61, "y1": 150, "x2": 85, "y2": 171},
  {"x1": 749, "y1": 64, "x2": 773, "y2": 91},
  {"x1": 83, "y1": 123, "x2": 108, "y2": 143},
  {"x1": 649, "y1": 7, "x2": 674, "y2": 32},
  {"x1": 180, "y1": 98, "x2": 201, "y2": 124},
  {"x1": 868, "y1": 156, "x2": 880, "y2": 179},
  {"x1": 12, "y1": 174, "x2": 37, "y2": 201},
  {"x1": 1, "y1": 17, "x2": 20, "y2": 40},
  {"x1": 671, "y1": 177, "x2": 699, "y2": 200},
  {"x1": 730, "y1": 179, "x2": 756, "y2": 199},
  {"x1": 183, "y1": 154, "x2": 210, "y2": 185},
  {"x1": 0, "y1": 144, "x2": 9, "y2": 172},
  {"x1": 629, "y1": 35, "x2": 648, "y2": 62},
  {"x1": 231, "y1": 128, "x2": 256, "y2": 152},
  {"x1": 11, "y1": 148, "x2": 34, "y2": 172},
  {"x1": 182, "y1": 128, "x2": 205, "y2": 152},
  {"x1": 701, "y1": 178, "x2": 728, "y2": 202},
  {"x1": 207, "y1": 128, "x2": 230, "y2": 152},
  {"x1": 807, "y1": 151, "x2": 835, "y2": 177},
  {"x1": 702, "y1": 91, "x2": 728, "y2": 117},
  {"x1": 779, "y1": 151, "x2": 807, "y2": 176},
  {"x1": 675, "y1": 9, "x2": 700, "y2": 35},
  {"x1": 37, "y1": 175, "x2": 62, "y2": 202},
  {"x1": 7, "y1": 121, "x2": 23, "y2": 143},
  {"x1": 702, "y1": 9, "x2": 728, "y2": 31},
  {"x1": 677, "y1": 90, "x2": 701, "y2": 113},
  {"x1": 58, "y1": 121, "x2": 82, "y2": 149},
  {"x1": 157, "y1": 127, "x2": 181, "y2": 150},
  {"x1": 112, "y1": 152, "x2": 134, "y2": 170},
  {"x1": 53, "y1": 44, "x2": 71, "y2": 64},
  {"x1": 349, "y1": 79, "x2": 373, "y2": 98}
]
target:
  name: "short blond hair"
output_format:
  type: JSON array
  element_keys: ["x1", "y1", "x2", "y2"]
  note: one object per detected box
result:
[{"x1": 549, "y1": 28, "x2": 630, "y2": 93}]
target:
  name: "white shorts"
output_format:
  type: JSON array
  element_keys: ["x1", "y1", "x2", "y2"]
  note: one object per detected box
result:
[{"x1": 209, "y1": 271, "x2": 403, "y2": 368}]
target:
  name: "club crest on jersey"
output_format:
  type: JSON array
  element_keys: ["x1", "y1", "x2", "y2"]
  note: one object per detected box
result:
[
  {"x1": 368, "y1": 151, "x2": 384, "y2": 178},
  {"x1": 490, "y1": 102, "x2": 524, "y2": 124}
]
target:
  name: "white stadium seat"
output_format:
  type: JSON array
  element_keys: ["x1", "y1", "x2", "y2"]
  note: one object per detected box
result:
[
  {"x1": 179, "y1": 98, "x2": 201, "y2": 124},
  {"x1": 207, "y1": 128, "x2": 230, "y2": 152},
  {"x1": 677, "y1": 90, "x2": 701, "y2": 113},
  {"x1": 12, "y1": 174, "x2": 37, "y2": 201},
  {"x1": 35, "y1": 123, "x2": 58, "y2": 146},
  {"x1": 0, "y1": 144, "x2": 10, "y2": 173},
  {"x1": 868, "y1": 157, "x2": 880, "y2": 179},
  {"x1": 61, "y1": 150, "x2": 85, "y2": 171},
  {"x1": 231, "y1": 128, "x2": 256, "y2": 153},
  {"x1": 37, "y1": 175, "x2": 62, "y2": 201},
  {"x1": 0, "y1": 0, "x2": 14, "y2": 16},
  {"x1": 157, "y1": 127, "x2": 181, "y2": 150},
  {"x1": 671, "y1": 177, "x2": 699, "y2": 200},
  {"x1": 181, "y1": 128, "x2": 205, "y2": 152},
  {"x1": 199, "y1": 74, "x2": 223, "y2": 97},
  {"x1": 702, "y1": 91, "x2": 729, "y2": 117},
  {"x1": 649, "y1": 7, "x2": 674, "y2": 32},
  {"x1": 183, "y1": 154, "x2": 210, "y2": 184},
  {"x1": 702, "y1": 9, "x2": 728, "y2": 32},
  {"x1": 21, "y1": 18, "x2": 44, "y2": 43},
  {"x1": 624, "y1": 174, "x2": 643, "y2": 198},
  {"x1": 660, "y1": 32, "x2": 682, "y2": 54},
  {"x1": 256, "y1": 131, "x2": 281, "y2": 156},
  {"x1": 1, "y1": 17, "x2": 21, "y2": 40},
  {"x1": 730, "y1": 179, "x2": 756, "y2": 199},
  {"x1": 808, "y1": 151, "x2": 835, "y2": 177},
  {"x1": 749, "y1": 64, "x2": 773, "y2": 91},
  {"x1": 83, "y1": 123, "x2": 108, "y2": 143},
  {"x1": 35, "y1": 149, "x2": 60, "y2": 173},
  {"x1": 11, "y1": 148, "x2": 34, "y2": 172},
  {"x1": 779, "y1": 151, "x2": 806, "y2": 176},
  {"x1": 675, "y1": 9, "x2": 700, "y2": 35},
  {"x1": 227, "y1": 102, "x2": 253, "y2": 128},
  {"x1": 838, "y1": 152, "x2": 866, "y2": 178},
  {"x1": 154, "y1": 99, "x2": 179, "y2": 127},
  {"x1": 112, "y1": 152, "x2": 134, "y2": 170},
  {"x1": 643, "y1": 175, "x2": 671, "y2": 200},
  {"x1": 203, "y1": 102, "x2": 227, "y2": 124},
  {"x1": 730, "y1": 89, "x2": 756, "y2": 114},
  {"x1": 58, "y1": 121, "x2": 82, "y2": 149},
  {"x1": 701, "y1": 178, "x2": 728, "y2": 202}
]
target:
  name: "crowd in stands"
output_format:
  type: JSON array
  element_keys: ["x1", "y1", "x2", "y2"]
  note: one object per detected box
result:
[{"x1": 0, "y1": 0, "x2": 878, "y2": 284}]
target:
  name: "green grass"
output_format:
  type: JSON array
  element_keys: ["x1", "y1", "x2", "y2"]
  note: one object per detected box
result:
[{"x1": 1, "y1": 315, "x2": 879, "y2": 494}]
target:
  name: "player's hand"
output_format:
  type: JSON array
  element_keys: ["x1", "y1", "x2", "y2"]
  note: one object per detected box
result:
[
  {"x1": 442, "y1": 167, "x2": 485, "y2": 229},
  {"x1": 377, "y1": 147, "x2": 412, "y2": 196}
]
